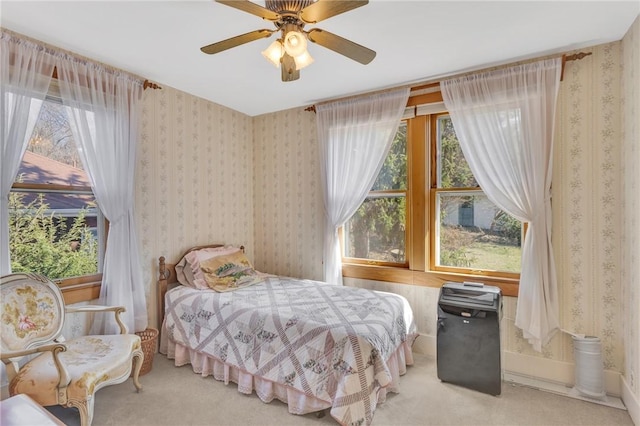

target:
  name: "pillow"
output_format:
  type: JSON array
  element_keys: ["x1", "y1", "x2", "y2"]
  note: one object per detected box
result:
[
  {"x1": 199, "y1": 251, "x2": 265, "y2": 292},
  {"x1": 175, "y1": 245, "x2": 241, "y2": 289}
]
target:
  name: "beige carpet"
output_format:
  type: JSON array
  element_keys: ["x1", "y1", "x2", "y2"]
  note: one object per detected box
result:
[{"x1": 47, "y1": 353, "x2": 633, "y2": 426}]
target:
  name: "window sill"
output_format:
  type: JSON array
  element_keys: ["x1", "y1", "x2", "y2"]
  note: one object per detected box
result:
[
  {"x1": 57, "y1": 276, "x2": 102, "y2": 304},
  {"x1": 342, "y1": 263, "x2": 519, "y2": 297}
]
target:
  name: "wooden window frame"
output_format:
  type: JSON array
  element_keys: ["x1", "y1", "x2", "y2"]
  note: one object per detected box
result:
[
  {"x1": 341, "y1": 191, "x2": 410, "y2": 269},
  {"x1": 8, "y1": 93, "x2": 104, "y2": 304},
  {"x1": 342, "y1": 88, "x2": 520, "y2": 297},
  {"x1": 341, "y1": 122, "x2": 410, "y2": 268},
  {"x1": 429, "y1": 113, "x2": 521, "y2": 281}
]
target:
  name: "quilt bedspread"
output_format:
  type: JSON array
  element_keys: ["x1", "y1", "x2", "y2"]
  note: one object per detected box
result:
[{"x1": 163, "y1": 276, "x2": 416, "y2": 426}]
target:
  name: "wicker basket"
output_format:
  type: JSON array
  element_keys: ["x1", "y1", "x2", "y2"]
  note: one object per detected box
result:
[{"x1": 133, "y1": 327, "x2": 158, "y2": 376}]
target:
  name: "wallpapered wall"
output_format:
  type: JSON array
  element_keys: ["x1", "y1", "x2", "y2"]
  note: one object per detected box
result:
[
  {"x1": 135, "y1": 87, "x2": 255, "y2": 328},
  {"x1": 551, "y1": 41, "x2": 623, "y2": 367},
  {"x1": 621, "y1": 15, "x2": 639, "y2": 409},
  {"x1": 131, "y1": 21, "x2": 638, "y2": 405},
  {"x1": 252, "y1": 110, "x2": 324, "y2": 281}
]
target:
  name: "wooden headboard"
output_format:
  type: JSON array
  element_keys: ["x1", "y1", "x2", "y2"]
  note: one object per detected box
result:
[{"x1": 157, "y1": 244, "x2": 244, "y2": 332}]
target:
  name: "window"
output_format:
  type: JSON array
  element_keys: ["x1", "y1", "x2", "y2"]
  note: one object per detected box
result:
[
  {"x1": 431, "y1": 114, "x2": 521, "y2": 276},
  {"x1": 9, "y1": 93, "x2": 105, "y2": 303},
  {"x1": 342, "y1": 90, "x2": 522, "y2": 295},
  {"x1": 343, "y1": 122, "x2": 408, "y2": 265}
]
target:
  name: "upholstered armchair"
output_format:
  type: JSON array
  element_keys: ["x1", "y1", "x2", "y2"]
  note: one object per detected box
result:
[{"x1": 0, "y1": 273, "x2": 144, "y2": 426}]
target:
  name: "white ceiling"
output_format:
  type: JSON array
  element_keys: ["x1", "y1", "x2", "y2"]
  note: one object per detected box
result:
[{"x1": 2, "y1": 1, "x2": 638, "y2": 117}]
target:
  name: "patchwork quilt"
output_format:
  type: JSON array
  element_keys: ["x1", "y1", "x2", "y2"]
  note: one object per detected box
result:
[{"x1": 163, "y1": 276, "x2": 416, "y2": 426}]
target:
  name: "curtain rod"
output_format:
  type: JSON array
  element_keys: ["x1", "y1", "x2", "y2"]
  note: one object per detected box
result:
[
  {"x1": 143, "y1": 80, "x2": 162, "y2": 90},
  {"x1": 560, "y1": 52, "x2": 592, "y2": 81},
  {"x1": 304, "y1": 84, "x2": 414, "y2": 113},
  {"x1": 1, "y1": 27, "x2": 162, "y2": 90},
  {"x1": 305, "y1": 51, "x2": 593, "y2": 113}
]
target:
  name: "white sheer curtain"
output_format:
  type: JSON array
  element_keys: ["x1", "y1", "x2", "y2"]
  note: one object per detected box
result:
[
  {"x1": 1, "y1": 31, "x2": 55, "y2": 274},
  {"x1": 441, "y1": 58, "x2": 562, "y2": 351},
  {"x1": 55, "y1": 56, "x2": 147, "y2": 334},
  {"x1": 317, "y1": 87, "x2": 409, "y2": 285}
]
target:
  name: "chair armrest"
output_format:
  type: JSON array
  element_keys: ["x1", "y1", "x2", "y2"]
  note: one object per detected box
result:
[
  {"x1": 0, "y1": 342, "x2": 66, "y2": 360},
  {"x1": 0, "y1": 343, "x2": 71, "y2": 388},
  {"x1": 65, "y1": 305, "x2": 128, "y2": 334},
  {"x1": 65, "y1": 305, "x2": 124, "y2": 313}
]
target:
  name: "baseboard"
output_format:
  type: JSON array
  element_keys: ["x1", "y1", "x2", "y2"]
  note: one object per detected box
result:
[
  {"x1": 412, "y1": 333, "x2": 435, "y2": 357},
  {"x1": 503, "y1": 350, "x2": 622, "y2": 397},
  {"x1": 622, "y1": 375, "x2": 640, "y2": 425},
  {"x1": 503, "y1": 371, "x2": 626, "y2": 410}
]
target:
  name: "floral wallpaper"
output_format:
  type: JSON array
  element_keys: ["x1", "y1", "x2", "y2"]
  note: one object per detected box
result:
[
  {"x1": 135, "y1": 86, "x2": 254, "y2": 328},
  {"x1": 621, "y1": 14, "x2": 639, "y2": 410},
  {"x1": 252, "y1": 109, "x2": 323, "y2": 280},
  {"x1": 549, "y1": 41, "x2": 623, "y2": 369},
  {"x1": 251, "y1": 110, "x2": 445, "y2": 344}
]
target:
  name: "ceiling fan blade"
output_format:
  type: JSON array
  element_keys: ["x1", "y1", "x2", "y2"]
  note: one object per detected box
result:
[
  {"x1": 307, "y1": 28, "x2": 376, "y2": 65},
  {"x1": 201, "y1": 29, "x2": 273, "y2": 55},
  {"x1": 300, "y1": 0, "x2": 368, "y2": 24},
  {"x1": 215, "y1": 0, "x2": 280, "y2": 21}
]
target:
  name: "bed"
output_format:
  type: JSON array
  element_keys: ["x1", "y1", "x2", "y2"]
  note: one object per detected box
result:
[{"x1": 157, "y1": 244, "x2": 417, "y2": 426}]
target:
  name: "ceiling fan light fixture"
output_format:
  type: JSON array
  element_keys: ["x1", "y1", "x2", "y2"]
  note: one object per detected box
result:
[
  {"x1": 261, "y1": 39, "x2": 284, "y2": 67},
  {"x1": 293, "y1": 50, "x2": 314, "y2": 70},
  {"x1": 283, "y1": 30, "x2": 307, "y2": 57},
  {"x1": 207, "y1": 0, "x2": 376, "y2": 82}
]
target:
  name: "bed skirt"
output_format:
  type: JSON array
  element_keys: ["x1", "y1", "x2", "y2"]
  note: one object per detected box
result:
[{"x1": 160, "y1": 335, "x2": 416, "y2": 425}]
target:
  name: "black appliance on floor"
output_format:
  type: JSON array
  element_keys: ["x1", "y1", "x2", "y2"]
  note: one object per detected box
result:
[{"x1": 437, "y1": 282, "x2": 502, "y2": 395}]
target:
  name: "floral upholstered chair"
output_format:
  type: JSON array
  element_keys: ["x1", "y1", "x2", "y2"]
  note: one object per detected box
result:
[{"x1": 0, "y1": 273, "x2": 144, "y2": 426}]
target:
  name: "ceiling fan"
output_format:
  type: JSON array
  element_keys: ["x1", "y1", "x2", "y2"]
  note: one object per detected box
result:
[{"x1": 201, "y1": 0, "x2": 376, "y2": 82}]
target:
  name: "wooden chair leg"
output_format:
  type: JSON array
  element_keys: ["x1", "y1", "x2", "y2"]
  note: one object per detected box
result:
[
  {"x1": 68, "y1": 397, "x2": 94, "y2": 426},
  {"x1": 131, "y1": 349, "x2": 144, "y2": 392}
]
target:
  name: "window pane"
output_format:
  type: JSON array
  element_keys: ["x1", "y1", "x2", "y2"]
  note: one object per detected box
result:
[
  {"x1": 371, "y1": 122, "x2": 407, "y2": 191},
  {"x1": 436, "y1": 192, "x2": 521, "y2": 273},
  {"x1": 344, "y1": 195, "x2": 406, "y2": 263},
  {"x1": 437, "y1": 115, "x2": 477, "y2": 188},
  {"x1": 10, "y1": 97, "x2": 102, "y2": 281},
  {"x1": 17, "y1": 100, "x2": 87, "y2": 184},
  {"x1": 9, "y1": 190, "x2": 100, "y2": 279}
]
